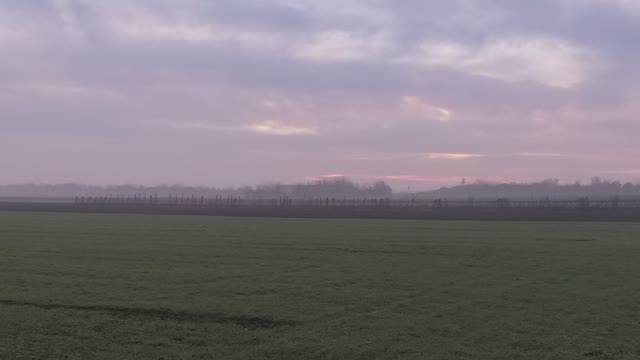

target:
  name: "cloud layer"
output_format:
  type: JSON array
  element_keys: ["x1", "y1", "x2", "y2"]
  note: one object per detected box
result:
[{"x1": 1, "y1": 0, "x2": 639, "y2": 188}]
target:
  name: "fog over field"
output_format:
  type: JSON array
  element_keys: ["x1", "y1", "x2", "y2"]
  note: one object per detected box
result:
[{"x1": 1, "y1": 0, "x2": 640, "y2": 188}]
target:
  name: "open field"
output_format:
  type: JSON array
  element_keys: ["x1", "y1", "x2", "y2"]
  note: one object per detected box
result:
[{"x1": 1, "y1": 212, "x2": 640, "y2": 359}]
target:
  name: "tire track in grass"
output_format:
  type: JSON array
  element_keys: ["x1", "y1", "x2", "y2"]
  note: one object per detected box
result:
[{"x1": 0, "y1": 299, "x2": 297, "y2": 330}]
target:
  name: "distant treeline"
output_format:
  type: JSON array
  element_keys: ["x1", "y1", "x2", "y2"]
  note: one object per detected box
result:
[
  {"x1": 426, "y1": 178, "x2": 640, "y2": 199},
  {"x1": 2, "y1": 177, "x2": 640, "y2": 200},
  {"x1": 0, "y1": 179, "x2": 393, "y2": 200}
]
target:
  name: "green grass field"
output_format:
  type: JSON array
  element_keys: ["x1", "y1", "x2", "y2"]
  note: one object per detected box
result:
[{"x1": 1, "y1": 212, "x2": 639, "y2": 359}]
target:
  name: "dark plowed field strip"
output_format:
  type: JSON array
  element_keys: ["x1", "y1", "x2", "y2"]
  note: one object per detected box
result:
[{"x1": 3, "y1": 201, "x2": 640, "y2": 221}]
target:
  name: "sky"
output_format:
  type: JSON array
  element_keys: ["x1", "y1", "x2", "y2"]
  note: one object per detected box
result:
[{"x1": 1, "y1": 0, "x2": 639, "y2": 189}]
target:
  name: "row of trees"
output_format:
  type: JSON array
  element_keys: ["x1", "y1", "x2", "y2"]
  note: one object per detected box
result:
[
  {"x1": 243, "y1": 178, "x2": 392, "y2": 199},
  {"x1": 3, "y1": 177, "x2": 640, "y2": 200},
  {"x1": 426, "y1": 178, "x2": 640, "y2": 199},
  {"x1": 0, "y1": 178, "x2": 393, "y2": 200}
]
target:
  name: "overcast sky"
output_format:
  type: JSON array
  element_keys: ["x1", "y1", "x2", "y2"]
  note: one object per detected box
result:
[{"x1": 1, "y1": 0, "x2": 639, "y2": 188}]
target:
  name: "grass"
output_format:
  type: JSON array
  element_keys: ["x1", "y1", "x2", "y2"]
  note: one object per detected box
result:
[{"x1": 1, "y1": 212, "x2": 639, "y2": 359}]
